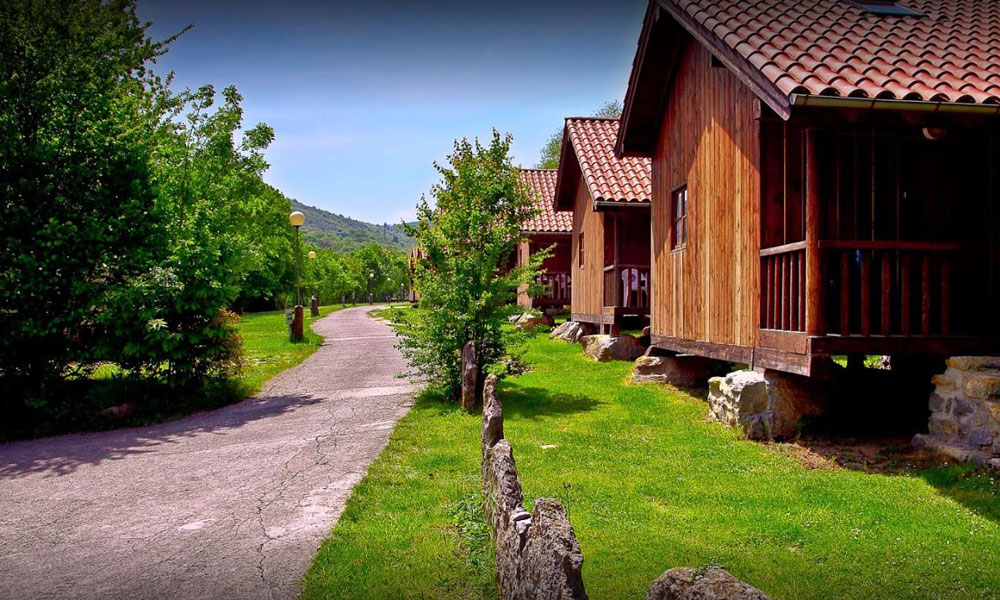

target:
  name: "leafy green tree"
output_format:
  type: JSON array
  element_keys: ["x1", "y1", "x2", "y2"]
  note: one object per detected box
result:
[
  {"x1": 400, "y1": 131, "x2": 545, "y2": 401},
  {"x1": 99, "y1": 84, "x2": 277, "y2": 383},
  {"x1": 536, "y1": 99, "x2": 623, "y2": 169},
  {"x1": 0, "y1": 0, "x2": 178, "y2": 401}
]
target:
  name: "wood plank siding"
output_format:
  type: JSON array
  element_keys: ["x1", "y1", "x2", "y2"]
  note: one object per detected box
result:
[
  {"x1": 651, "y1": 42, "x2": 760, "y2": 347},
  {"x1": 571, "y1": 174, "x2": 605, "y2": 318}
]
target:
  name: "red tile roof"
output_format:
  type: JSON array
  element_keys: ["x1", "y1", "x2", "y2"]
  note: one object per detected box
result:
[
  {"x1": 562, "y1": 118, "x2": 651, "y2": 205},
  {"x1": 670, "y1": 0, "x2": 1000, "y2": 112},
  {"x1": 519, "y1": 169, "x2": 572, "y2": 233}
]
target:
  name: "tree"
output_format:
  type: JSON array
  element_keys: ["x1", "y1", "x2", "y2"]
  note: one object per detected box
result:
[
  {"x1": 0, "y1": 0, "x2": 178, "y2": 402},
  {"x1": 536, "y1": 99, "x2": 623, "y2": 169},
  {"x1": 400, "y1": 131, "x2": 546, "y2": 401}
]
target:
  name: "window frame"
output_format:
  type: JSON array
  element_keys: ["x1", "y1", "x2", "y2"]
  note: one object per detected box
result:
[{"x1": 671, "y1": 184, "x2": 689, "y2": 251}]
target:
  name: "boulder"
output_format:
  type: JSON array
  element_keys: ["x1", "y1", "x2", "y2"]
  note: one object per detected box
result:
[
  {"x1": 514, "y1": 313, "x2": 555, "y2": 332},
  {"x1": 639, "y1": 325, "x2": 652, "y2": 347},
  {"x1": 707, "y1": 370, "x2": 827, "y2": 440},
  {"x1": 580, "y1": 334, "x2": 646, "y2": 362},
  {"x1": 634, "y1": 354, "x2": 712, "y2": 387},
  {"x1": 646, "y1": 567, "x2": 770, "y2": 600},
  {"x1": 549, "y1": 321, "x2": 596, "y2": 343},
  {"x1": 481, "y1": 374, "x2": 504, "y2": 463}
]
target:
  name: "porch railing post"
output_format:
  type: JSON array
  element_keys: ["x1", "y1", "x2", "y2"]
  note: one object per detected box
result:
[{"x1": 804, "y1": 128, "x2": 826, "y2": 336}]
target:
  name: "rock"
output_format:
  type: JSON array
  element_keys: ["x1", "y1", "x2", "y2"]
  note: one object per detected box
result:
[
  {"x1": 946, "y1": 356, "x2": 1000, "y2": 371},
  {"x1": 963, "y1": 373, "x2": 1000, "y2": 400},
  {"x1": 639, "y1": 325, "x2": 652, "y2": 346},
  {"x1": 481, "y1": 374, "x2": 504, "y2": 463},
  {"x1": 646, "y1": 567, "x2": 770, "y2": 600},
  {"x1": 931, "y1": 373, "x2": 957, "y2": 391},
  {"x1": 101, "y1": 403, "x2": 134, "y2": 420},
  {"x1": 461, "y1": 341, "x2": 477, "y2": 412},
  {"x1": 580, "y1": 334, "x2": 646, "y2": 362},
  {"x1": 968, "y1": 428, "x2": 994, "y2": 448},
  {"x1": 707, "y1": 370, "x2": 826, "y2": 440},
  {"x1": 483, "y1": 440, "x2": 523, "y2": 532},
  {"x1": 549, "y1": 321, "x2": 596, "y2": 343},
  {"x1": 501, "y1": 499, "x2": 587, "y2": 600},
  {"x1": 988, "y1": 458, "x2": 1000, "y2": 472},
  {"x1": 928, "y1": 413, "x2": 958, "y2": 437},
  {"x1": 633, "y1": 354, "x2": 712, "y2": 387},
  {"x1": 514, "y1": 313, "x2": 555, "y2": 332}
]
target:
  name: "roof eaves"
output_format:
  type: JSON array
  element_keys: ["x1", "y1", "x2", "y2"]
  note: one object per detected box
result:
[{"x1": 656, "y1": 0, "x2": 793, "y2": 120}]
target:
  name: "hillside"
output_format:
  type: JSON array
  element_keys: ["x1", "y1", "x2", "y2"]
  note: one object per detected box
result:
[{"x1": 291, "y1": 199, "x2": 415, "y2": 254}]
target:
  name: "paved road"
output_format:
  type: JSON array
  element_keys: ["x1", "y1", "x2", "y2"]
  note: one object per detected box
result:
[{"x1": 0, "y1": 306, "x2": 414, "y2": 600}]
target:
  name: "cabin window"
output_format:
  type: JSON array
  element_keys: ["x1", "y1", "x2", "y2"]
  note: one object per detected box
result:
[
  {"x1": 578, "y1": 233, "x2": 585, "y2": 267},
  {"x1": 671, "y1": 185, "x2": 688, "y2": 250}
]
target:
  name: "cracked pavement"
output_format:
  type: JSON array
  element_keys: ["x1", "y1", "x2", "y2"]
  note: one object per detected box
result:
[{"x1": 0, "y1": 306, "x2": 415, "y2": 600}]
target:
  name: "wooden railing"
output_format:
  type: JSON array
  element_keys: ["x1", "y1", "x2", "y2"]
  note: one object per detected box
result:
[
  {"x1": 760, "y1": 240, "x2": 958, "y2": 336},
  {"x1": 760, "y1": 241, "x2": 806, "y2": 331},
  {"x1": 533, "y1": 272, "x2": 571, "y2": 305},
  {"x1": 603, "y1": 264, "x2": 650, "y2": 309},
  {"x1": 819, "y1": 240, "x2": 957, "y2": 337}
]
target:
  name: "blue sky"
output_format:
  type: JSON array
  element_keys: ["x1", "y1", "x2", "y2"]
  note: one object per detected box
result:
[{"x1": 139, "y1": 1, "x2": 645, "y2": 224}]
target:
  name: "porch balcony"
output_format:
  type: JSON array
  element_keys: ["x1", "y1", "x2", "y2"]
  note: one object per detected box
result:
[
  {"x1": 532, "y1": 271, "x2": 571, "y2": 308},
  {"x1": 758, "y1": 239, "x2": 996, "y2": 359},
  {"x1": 602, "y1": 263, "x2": 651, "y2": 316}
]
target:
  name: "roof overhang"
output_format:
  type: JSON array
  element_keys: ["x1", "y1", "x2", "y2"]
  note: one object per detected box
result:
[
  {"x1": 791, "y1": 93, "x2": 1000, "y2": 115},
  {"x1": 593, "y1": 200, "x2": 651, "y2": 212},
  {"x1": 552, "y1": 122, "x2": 581, "y2": 212},
  {"x1": 520, "y1": 230, "x2": 572, "y2": 237}
]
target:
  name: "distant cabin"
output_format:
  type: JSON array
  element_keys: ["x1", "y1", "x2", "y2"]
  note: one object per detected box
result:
[
  {"x1": 617, "y1": 0, "x2": 1000, "y2": 376},
  {"x1": 553, "y1": 118, "x2": 653, "y2": 334},
  {"x1": 517, "y1": 169, "x2": 573, "y2": 309}
]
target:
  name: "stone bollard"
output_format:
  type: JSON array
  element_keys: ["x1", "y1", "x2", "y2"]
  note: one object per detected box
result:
[{"x1": 461, "y1": 341, "x2": 477, "y2": 412}]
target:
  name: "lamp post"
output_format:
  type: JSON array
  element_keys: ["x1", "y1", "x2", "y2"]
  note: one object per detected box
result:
[
  {"x1": 289, "y1": 211, "x2": 306, "y2": 341},
  {"x1": 307, "y1": 250, "x2": 319, "y2": 317},
  {"x1": 368, "y1": 271, "x2": 375, "y2": 304}
]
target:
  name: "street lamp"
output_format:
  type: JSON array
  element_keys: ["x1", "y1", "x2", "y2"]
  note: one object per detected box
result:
[
  {"x1": 307, "y1": 250, "x2": 319, "y2": 316},
  {"x1": 289, "y1": 211, "x2": 306, "y2": 341},
  {"x1": 369, "y1": 271, "x2": 375, "y2": 304}
]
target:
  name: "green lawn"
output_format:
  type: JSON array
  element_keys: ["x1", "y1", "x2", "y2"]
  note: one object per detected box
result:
[
  {"x1": 237, "y1": 304, "x2": 346, "y2": 394},
  {"x1": 302, "y1": 334, "x2": 1000, "y2": 600}
]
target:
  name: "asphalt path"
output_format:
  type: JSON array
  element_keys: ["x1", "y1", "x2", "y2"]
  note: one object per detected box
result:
[{"x1": 0, "y1": 306, "x2": 414, "y2": 600}]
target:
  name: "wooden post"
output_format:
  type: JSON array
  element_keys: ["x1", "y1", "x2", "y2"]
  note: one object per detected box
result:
[{"x1": 805, "y1": 128, "x2": 825, "y2": 336}]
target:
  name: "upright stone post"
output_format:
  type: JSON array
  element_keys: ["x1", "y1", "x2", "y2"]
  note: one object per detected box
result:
[
  {"x1": 310, "y1": 295, "x2": 320, "y2": 317},
  {"x1": 461, "y1": 341, "x2": 477, "y2": 412},
  {"x1": 291, "y1": 305, "x2": 304, "y2": 342}
]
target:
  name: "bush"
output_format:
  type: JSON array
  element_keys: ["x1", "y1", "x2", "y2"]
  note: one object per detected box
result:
[{"x1": 398, "y1": 131, "x2": 546, "y2": 400}]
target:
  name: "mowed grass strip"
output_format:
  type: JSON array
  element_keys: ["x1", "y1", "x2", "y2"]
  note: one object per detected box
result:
[
  {"x1": 300, "y1": 390, "x2": 496, "y2": 600},
  {"x1": 300, "y1": 332, "x2": 1000, "y2": 600},
  {"x1": 236, "y1": 304, "x2": 345, "y2": 394}
]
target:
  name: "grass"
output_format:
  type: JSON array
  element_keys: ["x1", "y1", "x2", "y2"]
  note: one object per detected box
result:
[
  {"x1": 237, "y1": 304, "x2": 345, "y2": 394},
  {"x1": 302, "y1": 333, "x2": 1000, "y2": 600},
  {"x1": 1, "y1": 304, "x2": 348, "y2": 441},
  {"x1": 300, "y1": 389, "x2": 497, "y2": 600}
]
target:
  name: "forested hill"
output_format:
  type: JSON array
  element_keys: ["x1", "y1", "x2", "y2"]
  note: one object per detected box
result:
[{"x1": 291, "y1": 199, "x2": 415, "y2": 254}]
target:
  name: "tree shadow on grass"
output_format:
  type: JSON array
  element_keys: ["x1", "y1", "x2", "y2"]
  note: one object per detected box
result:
[
  {"x1": 0, "y1": 391, "x2": 321, "y2": 479},
  {"x1": 496, "y1": 382, "x2": 603, "y2": 420}
]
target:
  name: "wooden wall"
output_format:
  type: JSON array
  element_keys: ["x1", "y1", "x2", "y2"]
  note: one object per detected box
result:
[
  {"x1": 651, "y1": 42, "x2": 760, "y2": 346},
  {"x1": 571, "y1": 176, "x2": 605, "y2": 317}
]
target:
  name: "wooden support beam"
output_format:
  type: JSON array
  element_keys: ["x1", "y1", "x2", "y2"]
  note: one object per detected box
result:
[
  {"x1": 901, "y1": 255, "x2": 912, "y2": 336},
  {"x1": 881, "y1": 253, "x2": 891, "y2": 335},
  {"x1": 860, "y1": 251, "x2": 871, "y2": 336},
  {"x1": 805, "y1": 129, "x2": 825, "y2": 336},
  {"x1": 921, "y1": 254, "x2": 931, "y2": 335},
  {"x1": 941, "y1": 257, "x2": 951, "y2": 336},
  {"x1": 840, "y1": 251, "x2": 850, "y2": 336}
]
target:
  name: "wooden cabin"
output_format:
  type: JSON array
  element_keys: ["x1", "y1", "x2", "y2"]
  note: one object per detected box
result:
[
  {"x1": 553, "y1": 118, "x2": 653, "y2": 334},
  {"x1": 517, "y1": 169, "x2": 573, "y2": 309},
  {"x1": 617, "y1": 0, "x2": 1000, "y2": 376}
]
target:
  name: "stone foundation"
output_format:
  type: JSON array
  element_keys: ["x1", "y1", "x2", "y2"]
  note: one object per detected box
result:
[
  {"x1": 707, "y1": 370, "x2": 827, "y2": 440},
  {"x1": 633, "y1": 354, "x2": 713, "y2": 387},
  {"x1": 912, "y1": 356, "x2": 1000, "y2": 465},
  {"x1": 580, "y1": 334, "x2": 646, "y2": 362}
]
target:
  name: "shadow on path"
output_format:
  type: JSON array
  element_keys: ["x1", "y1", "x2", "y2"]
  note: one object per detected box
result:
[{"x1": 0, "y1": 392, "x2": 318, "y2": 479}]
